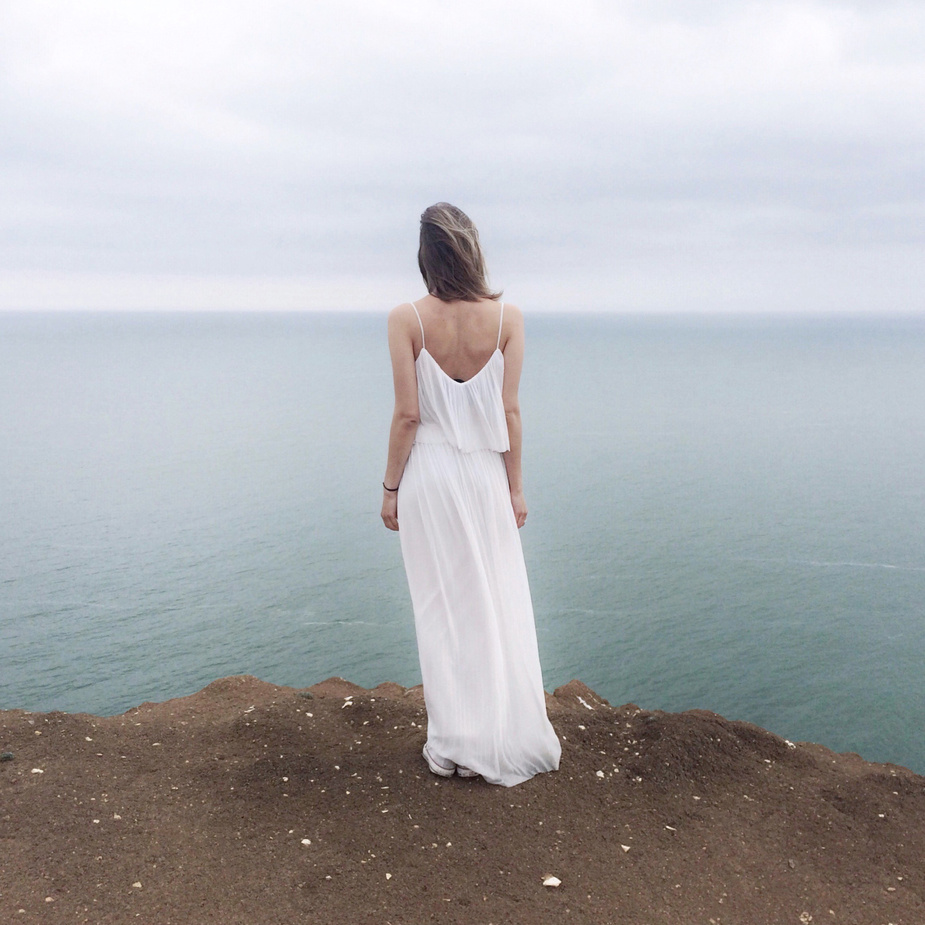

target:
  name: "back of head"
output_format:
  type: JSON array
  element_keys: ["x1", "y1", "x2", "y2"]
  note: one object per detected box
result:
[{"x1": 418, "y1": 203, "x2": 502, "y2": 302}]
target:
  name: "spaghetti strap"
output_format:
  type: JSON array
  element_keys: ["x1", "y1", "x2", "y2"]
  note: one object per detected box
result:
[
  {"x1": 409, "y1": 301, "x2": 425, "y2": 349},
  {"x1": 496, "y1": 302, "x2": 505, "y2": 350}
]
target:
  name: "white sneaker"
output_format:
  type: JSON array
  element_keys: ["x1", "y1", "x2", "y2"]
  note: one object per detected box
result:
[{"x1": 422, "y1": 744, "x2": 455, "y2": 777}]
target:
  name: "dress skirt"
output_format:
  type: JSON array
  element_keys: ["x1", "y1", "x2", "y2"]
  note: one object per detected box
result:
[{"x1": 398, "y1": 440, "x2": 561, "y2": 787}]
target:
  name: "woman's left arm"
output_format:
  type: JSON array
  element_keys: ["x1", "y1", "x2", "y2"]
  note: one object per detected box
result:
[
  {"x1": 500, "y1": 304, "x2": 528, "y2": 528},
  {"x1": 381, "y1": 306, "x2": 420, "y2": 531}
]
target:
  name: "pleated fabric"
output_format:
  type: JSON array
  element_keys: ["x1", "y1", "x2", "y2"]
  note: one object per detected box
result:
[{"x1": 398, "y1": 341, "x2": 561, "y2": 787}]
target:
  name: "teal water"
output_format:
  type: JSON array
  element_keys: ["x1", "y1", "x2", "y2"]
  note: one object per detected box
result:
[{"x1": 1, "y1": 311, "x2": 924, "y2": 773}]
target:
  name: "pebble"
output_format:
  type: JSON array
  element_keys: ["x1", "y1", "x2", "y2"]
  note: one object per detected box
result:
[
  {"x1": 132, "y1": 882, "x2": 142, "y2": 889},
  {"x1": 621, "y1": 845, "x2": 631, "y2": 853},
  {"x1": 595, "y1": 770, "x2": 605, "y2": 778},
  {"x1": 301, "y1": 839, "x2": 312, "y2": 846},
  {"x1": 31, "y1": 768, "x2": 44, "y2": 774},
  {"x1": 542, "y1": 875, "x2": 561, "y2": 888},
  {"x1": 0, "y1": 752, "x2": 14, "y2": 762}
]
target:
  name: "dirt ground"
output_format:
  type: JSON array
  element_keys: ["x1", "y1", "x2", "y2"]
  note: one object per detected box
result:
[{"x1": 2, "y1": 675, "x2": 923, "y2": 924}]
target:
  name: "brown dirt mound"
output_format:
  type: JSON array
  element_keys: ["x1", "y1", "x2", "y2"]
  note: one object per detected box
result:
[{"x1": 2, "y1": 676, "x2": 923, "y2": 924}]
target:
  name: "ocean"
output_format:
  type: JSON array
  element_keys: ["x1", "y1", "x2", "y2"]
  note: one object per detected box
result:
[{"x1": 2, "y1": 311, "x2": 924, "y2": 773}]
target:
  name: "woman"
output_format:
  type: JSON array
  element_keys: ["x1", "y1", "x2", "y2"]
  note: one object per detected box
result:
[{"x1": 381, "y1": 203, "x2": 560, "y2": 787}]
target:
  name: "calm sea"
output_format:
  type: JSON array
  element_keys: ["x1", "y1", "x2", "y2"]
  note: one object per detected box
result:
[{"x1": 2, "y1": 311, "x2": 924, "y2": 773}]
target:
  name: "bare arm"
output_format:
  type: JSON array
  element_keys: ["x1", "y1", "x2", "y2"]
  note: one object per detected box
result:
[
  {"x1": 500, "y1": 304, "x2": 528, "y2": 528},
  {"x1": 381, "y1": 305, "x2": 420, "y2": 531}
]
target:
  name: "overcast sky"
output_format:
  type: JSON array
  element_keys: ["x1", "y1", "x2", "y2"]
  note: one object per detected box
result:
[{"x1": 1, "y1": 0, "x2": 923, "y2": 311}]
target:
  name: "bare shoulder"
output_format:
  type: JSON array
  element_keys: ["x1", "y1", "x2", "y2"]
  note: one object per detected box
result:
[
  {"x1": 500, "y1": 302, "x2": 523, "y2": 324},
  {"x1": 500, "y1": 302, "x2": 524, "y2": 339},
  {"x1": 388, "y1": 301, "x2": 415, "y2": 323},
  {"x1": 387, "y1": 301, "x2": 420, "y2": 335}
]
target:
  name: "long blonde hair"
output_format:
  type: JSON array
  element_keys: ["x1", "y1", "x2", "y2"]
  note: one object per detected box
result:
[{"x1": 417, "y1": 203, "x2": 502, "y2": 302}]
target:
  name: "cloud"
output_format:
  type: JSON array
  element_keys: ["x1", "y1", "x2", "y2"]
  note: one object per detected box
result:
[{"x1": 1, "y1": 0, "x2": 923, "y2": 310}]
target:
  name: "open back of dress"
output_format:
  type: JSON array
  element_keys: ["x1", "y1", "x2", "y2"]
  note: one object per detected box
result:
[{"x1": 397, "y1": 303, "x2": 561, "y2": 787}]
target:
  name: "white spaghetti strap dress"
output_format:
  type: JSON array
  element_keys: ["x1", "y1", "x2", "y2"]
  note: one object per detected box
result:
[{"x1": 397, "y1": 302, "x2": 561, "y2": 787}]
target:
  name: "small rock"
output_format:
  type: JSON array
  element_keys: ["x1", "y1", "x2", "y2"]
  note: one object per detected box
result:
[
  {"x1": 31, "y1": 768, "x2": 44, "y2": 774},
  {"x1": 385, "y1": 873, "x2": 392, "y2": 880},
  {"x1": 596, "y1": 770, "x2": 605, "y2": 778},
  {"x1": 44, "y1": 897, "x2": 55, "y2": 903},
  {"x1": 0, "y1": 752, "x2": 14, "y2": 762},
  {"x1": 788, "y1": 859, "x2": 796, "y2": 869},
  {"x1": 297, "y1": 691, "x2": 314, "y2": 700},
  {"x1": 542, "y1": 875, "x2": 561, "y2": 888},
  {"x1": 621, "y1": 845, "x2": 631, "y2": 853},
  {"x1": 132, "y1": 882, "x2": 142, "y2": 889},
  {"x1": 301, "y1": 839, "x2": 312, "y2": 846},
  {"x1": 799, "y1": 914, "x2": 812, "y2": 924}
]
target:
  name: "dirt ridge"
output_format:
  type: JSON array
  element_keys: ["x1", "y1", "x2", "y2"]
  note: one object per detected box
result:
[{"x1": 2, "y1": 675, "x2": 923, "y2": 924}]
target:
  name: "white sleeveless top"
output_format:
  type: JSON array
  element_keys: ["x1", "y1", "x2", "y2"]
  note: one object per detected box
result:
[{"x1": 409, "y1": 301, "x2": 510, "y2": 454}]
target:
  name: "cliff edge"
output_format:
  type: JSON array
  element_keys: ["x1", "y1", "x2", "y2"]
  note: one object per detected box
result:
[{"x1": 2, "y1": 676, "x2": 923, "y2": 924}]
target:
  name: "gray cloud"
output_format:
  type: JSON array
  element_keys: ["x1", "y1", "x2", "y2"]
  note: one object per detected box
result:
[{"x1": 1, "y1": 0, "x2": 922, "y2": 310}]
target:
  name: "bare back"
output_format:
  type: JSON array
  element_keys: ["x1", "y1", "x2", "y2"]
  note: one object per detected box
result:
[{"x1": 411, "y1": 295, "x2": 505, "y2": 382}]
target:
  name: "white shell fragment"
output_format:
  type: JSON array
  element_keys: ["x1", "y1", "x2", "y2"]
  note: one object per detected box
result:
[
  {"x1": 301, "y1": 839, "x2": 312, "y2": 846},
  {"x1": 542, "y1": 875, "x2": 561, "y2": 888},
  {"x1": 596, "y1": 770, "x2": 605, "y2": 778},
  {"x1": 621, "y1": 845, "x2": 631, "y2": 853},
  {"x1": 31, "y1": 768, "x2": 44, "y2": 774}
]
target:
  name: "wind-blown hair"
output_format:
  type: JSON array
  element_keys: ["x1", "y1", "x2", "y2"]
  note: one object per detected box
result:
[{"x1": 418, "y1": 203, "x2": 502, "y2": 302}]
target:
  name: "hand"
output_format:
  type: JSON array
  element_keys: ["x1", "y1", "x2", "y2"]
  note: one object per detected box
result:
[
  {"x1": 510, "y1": 488, "x2": 527, "y2": 529},
  {"x1": 381, "y1": 489, "x2": 399, "y2": 531}
]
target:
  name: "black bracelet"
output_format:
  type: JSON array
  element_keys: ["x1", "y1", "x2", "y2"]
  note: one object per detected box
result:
[{"x1": 382, "y1": 482, "x2": 399, "y2": 492}]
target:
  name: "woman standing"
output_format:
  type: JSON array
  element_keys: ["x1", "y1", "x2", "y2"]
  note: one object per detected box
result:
[{"x1": 381, "y1": 203, "x2": 560, "y2": 787}]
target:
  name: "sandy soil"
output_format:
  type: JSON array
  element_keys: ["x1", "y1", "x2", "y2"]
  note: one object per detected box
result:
[{"x1": 2, "y1": 675, "x2": 923, "y2": 924}]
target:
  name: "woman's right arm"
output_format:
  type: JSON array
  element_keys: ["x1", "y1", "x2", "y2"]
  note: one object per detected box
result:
[{"x1": 381, "y1": 305, "x2": 420, "y2": 531}]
